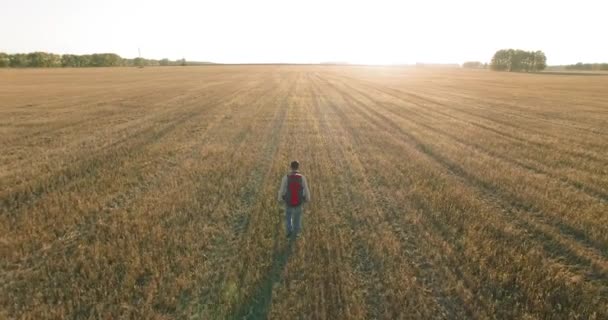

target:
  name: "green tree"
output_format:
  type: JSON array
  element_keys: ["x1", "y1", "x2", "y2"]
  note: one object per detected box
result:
[
  {"x1": 27, "y1": 52, "x2": 45, "y2": 67},
  {"x1": 27, "y1": 52, "x2": 59, "y2": 67},
  {"x1": 61, "y1": 54, "x2": 79, "y2": 67},
  {"x1": 9, "y1": 54, "x2": 29, "y2": 67},
  {"x1": 0, "y1": 53, "x2": 9, "y2": 67},
  {"x1": 490, "y1": 49, "x2": 510, "y2": 71},
  {"x1": 491, "y1": 49, "x2": 546, "y2": 72},
  {"x1": 533, "y1": 51, "x2": 547, "y2": 71},
  {"x1": 78, "y1": 55, "x2": 92, "y2": 67},
  {"x1": 49, "y1": 53, "x2": 61, "y2": 67},
  {"x1": 133, "y1": 57, "x2": 145, "y2": 67},
  {"x1": 89, "y1": 53, "x2": 123, "y2": 67}
]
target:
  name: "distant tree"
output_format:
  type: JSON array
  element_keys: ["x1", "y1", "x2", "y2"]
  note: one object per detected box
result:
[
  {"x1": 462, "y1": 61, "x2": 483, "y2": 69},
  {"x1": 146, "y1": 59, "x2": 160, "y2": 66},
  {"x1": 122, "y1": 58, "x2": 134, "y2": 67},
  {"x1": 490, "y1": 49, "x2": 509, "y2": 71},
  {"x1": 180, "y1": 58, "x2": 187, "y2": 66},
  {"x1": 105, "y1": 53, "x2": 123, "y2": 66},
  {"x1": 91, "y1": 53, "x2": 105, "y2": 67},
  {"x1": 159, "y1": 58, "x2": 170, "y2": 66},
  {"x1": 50, "y1": 53, "x2": 62, "y2": 67},
  {"x1": 533, "y1": 50, "x2": 547, "y2": 71},
  {"x1": 0, "y1": 53, "x2": 9, "y2": 67},
  {"x1": 491, "y1": 49, "x2": 546, "y2": 72},
  {"x1": 133, "y1": 57, "x2": 145, "y2": 68},
  {"x1": 564, "y1": 62, "x2": 607, "y2": 71},
  {"x1": 566, "y1": 62, "x2": 582, "y2": 70},
  {"x1": 88, "y1": 53, "x2": 123, "y2": 67}
]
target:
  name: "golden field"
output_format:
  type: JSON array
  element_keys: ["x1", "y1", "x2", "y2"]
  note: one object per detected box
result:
[{"x1": 1, "y1": 66, "x2": 607, "y2": 319}]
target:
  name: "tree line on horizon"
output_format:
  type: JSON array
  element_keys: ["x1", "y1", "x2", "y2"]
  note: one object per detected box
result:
[
  {"x1": 465, "y1": 49, "x2": 607, "y2": 72},
  {"x1": 462, "y1": 61, "x2": 488, "y2": 69},
  {"x1": 564, "y1": 62, "x2": 608, "y2": 71},
  {"x1": 3, "y1": 50, "x2": 606, "y2": 71},
  {"x1": 0, "y1": 52, "x2": 202, "y2": 68}
]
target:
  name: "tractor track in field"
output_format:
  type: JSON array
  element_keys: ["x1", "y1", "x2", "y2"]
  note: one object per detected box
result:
[
  {"x1": 180, "y1": 77, "x2": 290, "y2": 317},
  {"x1": 308, "y1": 75, "x2": 387, "y2": 319},
  {"x1": 313, "y1": 75, "x2": 435, "y2": 318},
  {"x1": 233, "y1": 72, "x2": 360, "y2": 319},
  {"x1": 419, "y1": 83, "x2": 608, "y2": 137},
  {"x1": 232, "y1": 74, "x2": 294, "y2": 260},
  {"x1": 238, "y1": 73, "x2": 362, "y2": 319},
  {"x1": 308, "y1": 119, "x2": 355, "y2": 318}
]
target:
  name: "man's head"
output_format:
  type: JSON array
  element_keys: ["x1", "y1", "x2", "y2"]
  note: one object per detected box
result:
[{"x1": 290, "y1": 160, "x2": 299, "y2": 171}]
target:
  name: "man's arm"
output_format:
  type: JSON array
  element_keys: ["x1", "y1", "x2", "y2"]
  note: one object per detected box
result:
[
  {"x1": 302, "y1": 176, "x2": 311, "y2": 203},
  {"x1": 277, "y1": 175, "x2": 287, "y2": 202}
]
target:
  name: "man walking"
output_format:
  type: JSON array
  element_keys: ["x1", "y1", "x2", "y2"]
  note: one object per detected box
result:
[{"x1": 278, "y1": 160, "x2": 311, "y2": 238}]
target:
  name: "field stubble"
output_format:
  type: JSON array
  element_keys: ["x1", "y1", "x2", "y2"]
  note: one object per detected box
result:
[{"x1": 1, "y1": 66, "x2": 607, "y2": 319}]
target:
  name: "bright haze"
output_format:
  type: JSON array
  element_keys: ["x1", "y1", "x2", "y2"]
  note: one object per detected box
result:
[{"x1": 1, "y1": 0, "x2": 606, "y2": 65}]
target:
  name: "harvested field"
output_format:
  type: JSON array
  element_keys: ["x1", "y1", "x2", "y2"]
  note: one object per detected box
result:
[{"x1": 1, "y1": 66, "x2": 607, "y2": 319}]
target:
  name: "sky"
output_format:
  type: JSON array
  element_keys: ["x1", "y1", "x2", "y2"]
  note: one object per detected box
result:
[{"x1": 1, "y1": 0, "x2": 606, "y2": 65}]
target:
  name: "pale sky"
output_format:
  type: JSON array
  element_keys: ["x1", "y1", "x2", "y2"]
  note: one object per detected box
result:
[{"x1": 1, "y1": 0, "x2": 606, "y2": 65}]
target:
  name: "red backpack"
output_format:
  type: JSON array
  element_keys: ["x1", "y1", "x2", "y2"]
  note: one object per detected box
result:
[{"x1": 284, "y1": 173, "x2": 304, "y2": 207}]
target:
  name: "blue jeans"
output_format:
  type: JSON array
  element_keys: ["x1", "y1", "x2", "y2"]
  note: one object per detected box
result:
[{"x1": 285, "y1": 205, "x2": 303, "y2": 236}]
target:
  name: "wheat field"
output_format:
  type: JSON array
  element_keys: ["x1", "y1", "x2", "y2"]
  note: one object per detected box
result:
[{"x1": 1, "y1": 66, "x2": 607, "y2": 319}]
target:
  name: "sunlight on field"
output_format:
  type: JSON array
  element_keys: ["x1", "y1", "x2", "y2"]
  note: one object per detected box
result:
[{"x1": 1, "y1": 66, "x2": 607, "y2": 319}]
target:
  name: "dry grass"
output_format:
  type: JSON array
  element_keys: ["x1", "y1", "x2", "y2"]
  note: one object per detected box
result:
[{"x1": 1, "y1": 66, "x2": 607, "y2": 319}]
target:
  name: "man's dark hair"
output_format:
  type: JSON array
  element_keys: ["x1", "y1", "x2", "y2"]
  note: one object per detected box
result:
[{"x1": 290, "y1": 160, "x2": 299, "y2": 170}]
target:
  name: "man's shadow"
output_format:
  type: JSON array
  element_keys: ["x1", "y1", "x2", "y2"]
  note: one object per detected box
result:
[{"x1": 233, "y1": 212, "x2": 296, "y2": 319}]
